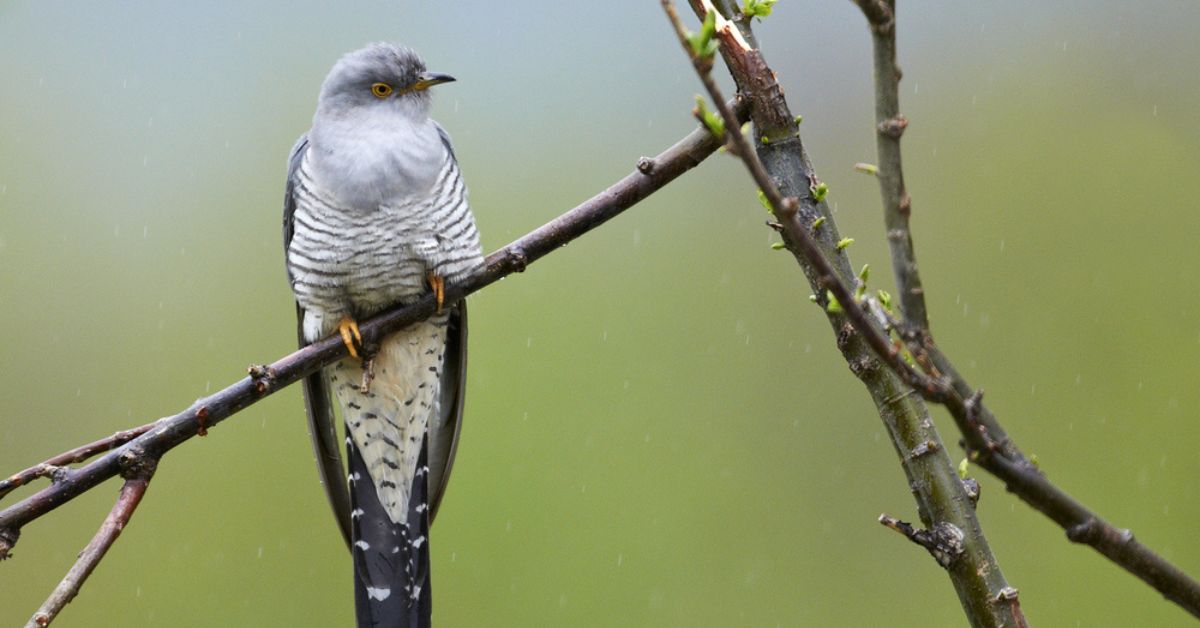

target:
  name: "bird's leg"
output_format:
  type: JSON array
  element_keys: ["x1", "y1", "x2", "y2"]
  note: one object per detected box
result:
[
  {"x1": 336, "y1": 315, "x2": 362, "y2": 359},
  {"x1": 359, "y1": 357, "x2": 375, "y2": 394},
  {"x1": 427, "y1": 272, "x2": 445, "y2": 313}
]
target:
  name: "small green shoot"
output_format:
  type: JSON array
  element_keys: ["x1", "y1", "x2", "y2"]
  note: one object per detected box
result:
[
  {"x1": 770, "y1": 241, "x2": 786, "y2": 250},
  {"x1": 811, "y1": 216, "x2": 825, "y2": 230},
  {"x1": 876, "y1": 289, "x2": 893, "y2": 311},
  {"x1": 825, "y1": 291, "x2": 842, "y2": 313},
  {"x1": 743, "y1": 0, "x2": 778, "y2": 20},
  {"x1": 855, "y1": 264, "x2": 870, "y2": 299},
  {"x1": 835, "y1": 237, "x2": 854, "y2": 250},
  {"x1": 957, "y1": 458, "x2": 969, "y2": 479},
  {"x1": 757, "y1": 189, "x2": 773, "y2": 213},
  {"x1": 854, "y1": 162, "x2": 879, "y2": 176},
  {"x1": 810, "y1": 181, "x2": 829, "y2": 202},
  {"x1": 687, "y1": 10, "x2": 720, "y2": 59},
  {"x1": 693, "y1": 95, "x2": 725, "y2": 140}
]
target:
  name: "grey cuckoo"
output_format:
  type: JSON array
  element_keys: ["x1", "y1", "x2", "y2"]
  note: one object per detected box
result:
[{"x1": 283, "y1": 43, "x2": 483, "y2": 628}]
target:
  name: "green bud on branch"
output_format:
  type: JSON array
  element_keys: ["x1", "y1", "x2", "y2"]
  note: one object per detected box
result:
[
  {"x1": 757, "y1": 189, "x2": 773, "y2": 213},
  {"x1": 854, "y1": 162, "x2": 879, "y2": 176},
  {"x1": 877, "y1": 289, "x2": 893, "y2": 311},
  {"x1": 687, "y1": 10, "x2": 720, "y2": 59},
  {"x1": 742, "y1": 0, "x2": 778, "y2": 20},
  {"x1": 855, "y1": 264, "x2": 870, "y2": 299},
  {"x1": 825, "y1": 290, "x2": 843, "y2": 313},
  {"x1": 811, "y1": 181, "x2": 829, "y2": 202},
  {"x1": 693, "y1": 95, "x2": 725, "y2": 140}
]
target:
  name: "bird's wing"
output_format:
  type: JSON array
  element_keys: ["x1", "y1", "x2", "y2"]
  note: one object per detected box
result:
[
  {"x1": 433, "y1": 121, "x2": 457, "y2": 160},
  {"x1": 428, "y1": 301, "x2": 467, "y2": 522},
  {"x1": 283, "y1": 133, "x2": 353, "y2": 548}
]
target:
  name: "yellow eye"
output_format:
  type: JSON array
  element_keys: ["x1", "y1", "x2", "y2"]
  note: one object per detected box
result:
[{"x1": 370, "y1": 82, "x2": 393, "y2": 98}]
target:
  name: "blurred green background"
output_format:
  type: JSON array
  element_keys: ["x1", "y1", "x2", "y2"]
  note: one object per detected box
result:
[{"x1": 2, "y1": 1, "x2": 1199, "y2": 626}]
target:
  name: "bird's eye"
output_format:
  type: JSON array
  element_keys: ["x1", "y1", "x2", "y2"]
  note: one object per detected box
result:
[{"x1": 370, "y1": 83, "x2": 393, "y2": 98}]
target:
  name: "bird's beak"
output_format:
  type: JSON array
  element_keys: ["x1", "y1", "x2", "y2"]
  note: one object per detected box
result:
[{"x1": 412, "y1": 72, "x2": 456, "y2": 91}]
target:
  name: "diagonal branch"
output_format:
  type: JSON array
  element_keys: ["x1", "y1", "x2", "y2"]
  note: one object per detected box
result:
[
  {"x1": 663, "y1": 2, "x2": 1025, "y2": 626},
  {"x1": 0, "y1": 111, "x2": 742, "y2": 552},
  {"x1": 850, "y1": 1, "x2": 1200, "y2": 617}
]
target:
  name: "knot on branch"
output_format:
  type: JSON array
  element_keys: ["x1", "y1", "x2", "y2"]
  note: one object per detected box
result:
[
  {"x1": 0, "y1": 526, "x2": 18, "y2": 560},
  {"x1": 836, "y1": 322, "x2": 856, "y2": 350},
  {"x1": 908, "y1": 440, "x2": 939, "y2": 459},
  {"x1": 48, "y1": 465, "x2": 70, "y2": 485},
  {"x1": 248, "y1": 364, "x2": 276, "y2": 394},
  {"x1": 962, "y1": 477, "x2": 981, "y2": 509},
  {"x1": 848, "y1": 355, "x2": 879, "y2": 376},
  {"x1": 636, "y1": 157, "x2": 656, "y2": 175},
  {"x1": 507, "y1": 246, "x2": 529, "y2": 274},
  {"x1": 879, "y1": 515, "x2": 966, "y2": 568},
  {"x1": 195, "y1": 405, "x2": 210, "y2": 437},
  {"x1": 878, "y1": 115, "x2": 909, "y2": 139},
  {"x1": 994, "y1": 586, "x2": 1020, "y2": 603},
  {"x1": 778, "y1": 197, "x2": 800, "y2": 219},
  {"x1": 117, "y1": 447, "x2": 157, "y2": 481}
]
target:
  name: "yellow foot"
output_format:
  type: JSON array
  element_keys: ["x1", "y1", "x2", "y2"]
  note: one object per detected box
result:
[
  {"x1": 336, "y1": 315, "x2": 362, "y2": 359},
  {"x1": 428, "y1": 272, "x2": 445, "y2": 313}
]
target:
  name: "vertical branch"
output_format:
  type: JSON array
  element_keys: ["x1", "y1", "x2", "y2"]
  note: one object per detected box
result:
[
  {"x1": 27, "y1": 464, "x2": 154, "y2": 627},
  {"x1": 850, "y1": 1, "x2": 1200, "y2": 617},
  {"x1": 662, "y1": 2, "x2": 1026, "y2": 626},
  {"x1": 854, "y1": 0, "x2": 928, "y2": 331}
]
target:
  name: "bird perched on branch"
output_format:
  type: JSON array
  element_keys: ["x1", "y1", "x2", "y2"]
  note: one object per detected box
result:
[{"x1": 283, "y1": 43, "x2": 483, "y2": 627}]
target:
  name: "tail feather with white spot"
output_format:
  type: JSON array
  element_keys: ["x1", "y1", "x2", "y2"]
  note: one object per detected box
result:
[{"x1": 350, "y1": 438, "x2": 432, "y2": 628}]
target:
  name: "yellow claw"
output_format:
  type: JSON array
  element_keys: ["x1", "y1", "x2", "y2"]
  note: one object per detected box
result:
[
  {"x1": 336, "y1": 315, "x2": 362, "y2": 359},
  {"x1": 428, "y1": 272, "x2": 445, "y2": 313}
]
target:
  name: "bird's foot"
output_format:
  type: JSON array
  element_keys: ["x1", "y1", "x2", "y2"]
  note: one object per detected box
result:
[
  {"x1": 336, "y1": 315, "x2": 362, "y2": 359},
  {"x1": 428, "y1": 272, "x2": 445, "y2": 313}
]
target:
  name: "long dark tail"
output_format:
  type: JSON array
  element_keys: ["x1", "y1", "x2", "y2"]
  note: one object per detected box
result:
[{"x1": 349, "y1": 438, "x2": 432, "y2": 628}]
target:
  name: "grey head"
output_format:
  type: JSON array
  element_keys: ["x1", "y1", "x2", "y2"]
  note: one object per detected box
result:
[{"x1": 307, "y1": 43, "x2": 456, "y2": 209}]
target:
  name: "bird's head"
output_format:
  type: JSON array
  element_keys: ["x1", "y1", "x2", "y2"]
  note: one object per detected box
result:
[{"x1": 316, "y1": 43, "x2": 455, "y2": 122}]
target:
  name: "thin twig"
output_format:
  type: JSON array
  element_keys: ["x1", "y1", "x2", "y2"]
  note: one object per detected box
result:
[
  {"x1": 27, "y1": 472, "x2": 152, "y2": 627},
  {"x1": 0, "y1": 113, "x2": 742, "y2": 544},
  {"x1": 662, "y1": 2, "x2": 1025, "y2": 626},
  {"x1": 850, "y1": 1, "x2": 1200, "y2": 616},
  {"x1": 852, "y1": 0, "x2": 925, "y2": 331},
  {"x1": 0, "y1": 421, "x2": 157, "y2": 501}
]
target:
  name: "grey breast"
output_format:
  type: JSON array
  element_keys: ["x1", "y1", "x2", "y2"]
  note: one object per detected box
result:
[{"x1": 286, "y1": 130, "x2": 481, "y2": 332}]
